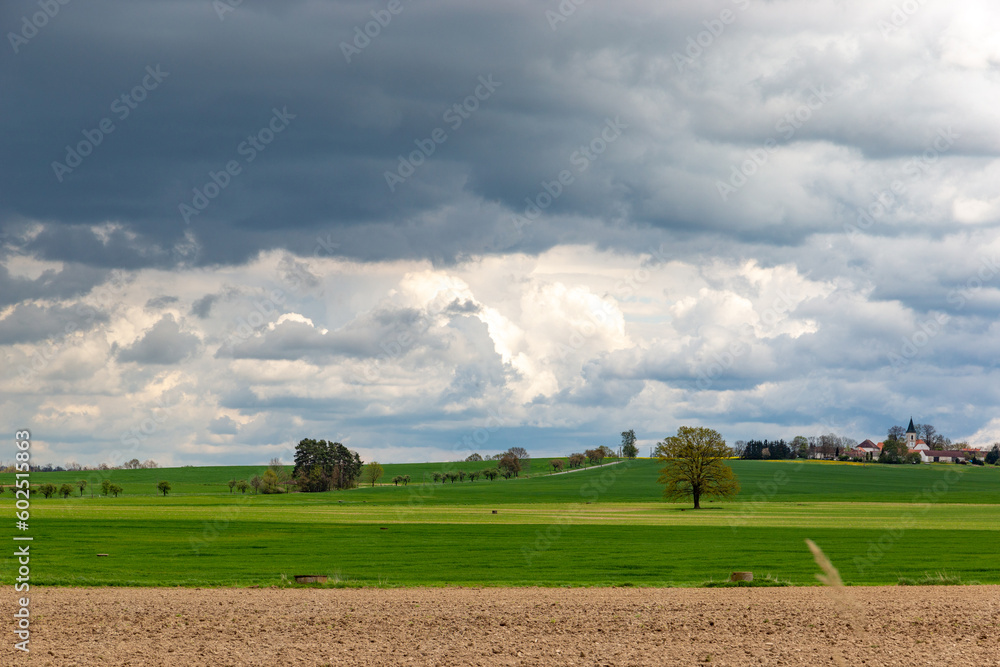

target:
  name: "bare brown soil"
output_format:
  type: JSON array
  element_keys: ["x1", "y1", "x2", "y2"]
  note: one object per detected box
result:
[{"x1": 6, "y1": 585, "x2": 999, "y2": 666}]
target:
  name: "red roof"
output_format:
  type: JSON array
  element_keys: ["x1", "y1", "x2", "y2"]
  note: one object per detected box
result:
[{"x1": 922, "y1": 450, "x2": 966, "y2": 458}]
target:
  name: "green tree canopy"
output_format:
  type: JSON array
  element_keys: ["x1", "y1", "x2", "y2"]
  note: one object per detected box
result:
[
  {"x1": 656, "y1": 426, "x2": 739, "y2": 509},
  {"x1": 621, "y1": 429, "x2": 638, "y2": 458},
  {"x1": 293, "y1": 438, "x2": 363, "y2": 491}
]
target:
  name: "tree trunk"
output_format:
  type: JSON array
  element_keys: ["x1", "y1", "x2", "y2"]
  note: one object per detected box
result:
[{"x1": 693, "y1": 488, "x2": 701, "y2": 509}]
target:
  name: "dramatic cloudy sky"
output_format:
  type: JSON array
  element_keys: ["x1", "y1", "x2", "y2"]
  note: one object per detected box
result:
[{"x1": 3, "y1": 0, "x2": 1000, "y2": 466}]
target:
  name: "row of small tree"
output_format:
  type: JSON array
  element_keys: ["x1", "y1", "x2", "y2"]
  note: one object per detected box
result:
[
  {"x1": 23, "y1": 479, "x2": 125, "y2": 498},
  {"x1": 225, "y1": 460, "x2": 292, "y2": 494},
  {"x1": 431, "y1": 468, "x2": 506, "y2": 482}
]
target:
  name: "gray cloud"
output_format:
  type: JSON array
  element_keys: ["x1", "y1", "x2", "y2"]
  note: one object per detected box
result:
[
  {"x1": 3, "y1": 0, "x2": 1000, "y2": 465},
  {"x1": 0, "y1": 303, "x2": 108, "y2": 344},
  {"x1": 117, "y1": 314, "x2": 199, "y2": 365},
  {"x1": 145, "y1": 295, "x2": 178, "y2": 309},
  {"x1": 190, "y1": 294, "x2": 217, "y2": 319},
  {"x1": 5, "y1": 1, "x2": 995, "y2": 271}
]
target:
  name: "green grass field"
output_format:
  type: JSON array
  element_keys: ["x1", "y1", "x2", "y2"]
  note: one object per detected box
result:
[{"x1": 2, "y1": 459, "x2": 998, "y2": 588}]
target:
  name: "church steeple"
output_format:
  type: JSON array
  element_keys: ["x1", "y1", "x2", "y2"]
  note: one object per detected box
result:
[
  {"x1": 906, "y1": 418, "x2": 917, "y2": 447},
  {"x1": 906, "y1": 418, "x2": 916, "y2": 434}
]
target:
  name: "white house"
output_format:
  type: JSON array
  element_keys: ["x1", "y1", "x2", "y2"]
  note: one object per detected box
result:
[{"x1": 919, "y1": 450, "x2": 965, "y2": 464}]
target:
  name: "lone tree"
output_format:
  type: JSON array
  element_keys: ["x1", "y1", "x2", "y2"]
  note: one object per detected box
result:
[
  {"x1": 77, "y1": 479, "x2": 88, "y2": 497},
  {"x1": 228, "y1": 479, "x2": 237, "y2": 493},
  {"x1": 621, "y1": 429, "x2": 638, "y2": 459},
  {"x1": 59, "y1": 483, "x2": 74, "y2": 498},
  {"x1": 157, "y1": 481, "x2": 171, "y2": 496},
  {"x1": 655, "y1": 426, "x2": 739, "y2": 509},
  {"x1": 364, "y1": 461, "x2": 384, "y2": 487}
]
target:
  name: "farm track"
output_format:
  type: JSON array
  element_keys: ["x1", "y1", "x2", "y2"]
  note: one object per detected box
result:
[{"x1": 6, "y1": 585, "x2": 999, "y2": 666}]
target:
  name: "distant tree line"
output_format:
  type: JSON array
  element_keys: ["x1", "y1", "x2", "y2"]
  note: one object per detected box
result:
[
  {"x1": 0, "y1": 457, "x2": 159, "y2": 473},
  {"x1": 738, "y1": 439, "x2": 794, "y2": 460}
]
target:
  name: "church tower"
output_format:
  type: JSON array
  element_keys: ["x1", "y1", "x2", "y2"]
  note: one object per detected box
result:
[{"x1": 906, "y1": 418, "x2": 917, "y2": 448}]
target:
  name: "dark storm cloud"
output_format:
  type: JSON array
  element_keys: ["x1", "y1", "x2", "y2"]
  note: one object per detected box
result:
[
  {"x1": 117, "y1": 314, "x2": 199, "y2": 364},
  {"x1": 12, "y1": 0, "x2": 985, "y2": 270}
]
